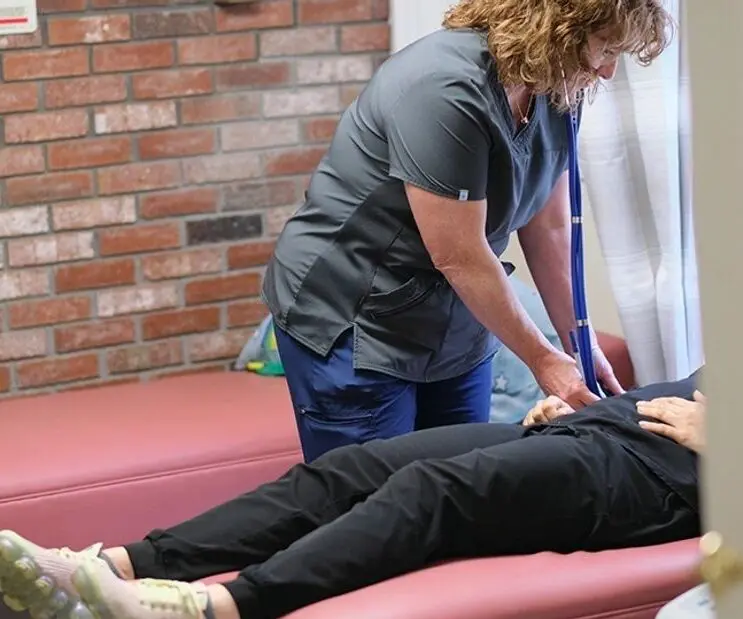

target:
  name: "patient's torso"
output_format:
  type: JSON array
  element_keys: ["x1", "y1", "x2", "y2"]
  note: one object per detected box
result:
[{"x1": 530, "y1": 374, "x2": 700, "y2": 511}]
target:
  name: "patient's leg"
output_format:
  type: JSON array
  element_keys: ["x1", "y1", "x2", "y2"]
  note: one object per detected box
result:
[
  {"x1": 49, "y1": 430, "x2": 696, "y2": 619},
  {"x1": 124, "y1": 422, "x2": 526, "y2": 582},
  {"x1": 214, "y1": 433, "x2": 698, "y2": 618},
  {"x1": 15, "y1": 431, "x2": 697, "y2": 619}
]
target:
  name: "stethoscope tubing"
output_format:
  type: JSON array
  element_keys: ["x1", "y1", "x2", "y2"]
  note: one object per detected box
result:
[{"x1": 565, "y1": 111, "x2": 603, "y2": 397}]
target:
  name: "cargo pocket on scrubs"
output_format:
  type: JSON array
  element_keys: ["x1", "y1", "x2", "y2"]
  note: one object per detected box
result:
[{"x1": 297, "y1": 406, "x2": 377, "y2": 457}]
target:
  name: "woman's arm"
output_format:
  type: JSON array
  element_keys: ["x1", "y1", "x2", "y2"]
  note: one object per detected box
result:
[
  {"x1": 407, "y1": 184, "x2": 597, "y2": 407},
  {"x1": 406, "y1": 185, "x2": 553, "y2": 369},
  {"x1": 519, "y1": 172, "x2": 624, "y2": 394},
  {"x1": 518, "y1": 172, "x2": 576, "y2": 352},
  {"x1": 386, "y1": 76, "x2": 596, "y2": 406}
]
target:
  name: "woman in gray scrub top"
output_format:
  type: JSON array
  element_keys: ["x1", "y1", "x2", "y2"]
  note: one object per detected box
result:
[{"x1": 262, "y1": 0, "x2": 674, "y2": 462}]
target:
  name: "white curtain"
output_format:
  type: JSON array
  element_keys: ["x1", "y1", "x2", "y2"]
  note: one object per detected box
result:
[
  {"x1": 390, "y1": 0, "x2": 454, "y2": 52},
  {"x1": 579, "y1": 1, "x2": 704, "y2": 385}
]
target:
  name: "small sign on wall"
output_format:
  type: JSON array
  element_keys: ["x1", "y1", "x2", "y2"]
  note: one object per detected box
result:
[{"x1": 0, "y1": 0, "x2": 37, "y2": 35}]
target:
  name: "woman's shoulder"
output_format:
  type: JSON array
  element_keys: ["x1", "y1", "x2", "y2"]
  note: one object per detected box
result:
[{"x1": 380, "y1": 28, "x2": 494, "y2": 98}]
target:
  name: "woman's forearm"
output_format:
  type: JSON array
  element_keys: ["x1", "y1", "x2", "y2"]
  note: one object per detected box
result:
[
  {"x1": 438, "y1": 247, "x2": 557, "y2": 370},
  {"x1": 519, "y1": 226, "x2": 577, "y2": 352},
  {"x1": 517, "y1": 171, "x2": 581, "y2": 353},
  {"x1": 402, "y1": 182, "x2": 561, "y2": 369}
]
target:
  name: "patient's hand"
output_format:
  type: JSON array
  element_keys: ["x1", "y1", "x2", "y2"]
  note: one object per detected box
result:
[
  {"x1": 522, "y1": 396, "x2": 575, "y2": 426},
  {"x1": 636, "y1": 390, "x2": 706, "y2": 454}
]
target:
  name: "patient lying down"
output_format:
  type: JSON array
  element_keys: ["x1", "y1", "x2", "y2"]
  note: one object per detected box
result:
[{"x1": 0, "y1": 373, "x2": 705, "y2": 619}]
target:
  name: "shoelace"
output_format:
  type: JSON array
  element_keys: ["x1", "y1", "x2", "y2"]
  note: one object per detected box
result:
[
  {"x1": 136, "y1": 579, "x2": 203, "y2": 616},
  {"x1": 56, "y1": 544, "x2": 103, "y2": 561}
]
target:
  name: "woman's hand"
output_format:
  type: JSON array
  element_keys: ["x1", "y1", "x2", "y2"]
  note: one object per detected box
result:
[
  {"x1": 522, "y1": 395, "x2": 575, "y2": 426},
  {"x1": 591, "y1": 344, "x2": 625, "y2": 395},
  {"x1": 636, "y1": 390, "x2": 707, "y2": 454},
  {"x1": 532, "y1": 350, "x2": 599, "y2": 409}
]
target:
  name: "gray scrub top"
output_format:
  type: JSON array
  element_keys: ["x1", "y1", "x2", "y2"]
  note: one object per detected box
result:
[{"x1": 263, "y1": 28, "x2": 573, "y2": 383}]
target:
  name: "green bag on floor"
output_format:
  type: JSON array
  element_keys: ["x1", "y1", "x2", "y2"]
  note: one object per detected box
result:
[{"x1": 234, "y1": 315, "x2": 285, "y2": 376}]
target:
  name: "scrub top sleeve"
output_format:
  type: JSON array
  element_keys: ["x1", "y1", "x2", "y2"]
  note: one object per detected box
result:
[{"x1": 386, "y1": 80, "x2": 491, "y2": 202}]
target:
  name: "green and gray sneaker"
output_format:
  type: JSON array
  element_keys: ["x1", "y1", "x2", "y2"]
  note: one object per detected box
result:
[
  {"x1": 73, "y1": 560, "x2": 208, "y2": 619},
  {"x1": 0, "y1": 530, "x2": 109, "y2": 619}
]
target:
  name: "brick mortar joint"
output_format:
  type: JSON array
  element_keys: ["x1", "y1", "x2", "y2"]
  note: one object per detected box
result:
[{"x1": 0, "y1": 6, "x2": 389, "y2": 396}]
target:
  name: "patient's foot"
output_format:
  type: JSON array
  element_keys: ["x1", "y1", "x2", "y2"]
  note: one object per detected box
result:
[
  {"x1": 0, "y1": 530, "x2": 115, "y2": 618},
  {"x1": 73, "y1": 560, "x2": 208, "y2": 619}
]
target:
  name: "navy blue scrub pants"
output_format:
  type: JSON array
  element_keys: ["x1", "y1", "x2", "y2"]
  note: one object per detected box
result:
[{"x1": 275, "y1": 327, "x2": 493, "y2": 462}]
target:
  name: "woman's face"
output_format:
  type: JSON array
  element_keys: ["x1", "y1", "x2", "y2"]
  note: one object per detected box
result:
[{"x1": 579, "y1": 31, "x2": 621, "y2": 85}]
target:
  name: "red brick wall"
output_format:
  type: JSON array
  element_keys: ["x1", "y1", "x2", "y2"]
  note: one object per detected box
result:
[{"x1": 0, "y1": 0, "x2": 389, "y2": 398}]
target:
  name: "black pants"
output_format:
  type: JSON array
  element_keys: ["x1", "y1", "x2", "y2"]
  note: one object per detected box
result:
[{"x1": 125, "y1": 423, "x2": 699, "y2": 619}]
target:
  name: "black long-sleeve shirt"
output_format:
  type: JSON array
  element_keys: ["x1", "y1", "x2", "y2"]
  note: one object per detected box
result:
[{"x1": 529, "y1": 371, "x2": 701, "y2": 510}]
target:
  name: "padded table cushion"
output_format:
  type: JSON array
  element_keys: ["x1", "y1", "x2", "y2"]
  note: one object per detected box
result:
[
  {"x1": 0, "y1": 373, "x2": 301, "y2": 549},
  {"x1": 203, "y1": 540, "x2": 700, "y2": 619},
  {"x1": 282, "y1": 540, "x2": 701, "y2": 619}
]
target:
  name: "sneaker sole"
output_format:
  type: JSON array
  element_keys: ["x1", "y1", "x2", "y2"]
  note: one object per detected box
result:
[
  {"x1": 70, "y1": 565, "x2": 115, "y2": 619},
  {"x1": 0, "y1": 531, "x2": 95, "y2": 619}
]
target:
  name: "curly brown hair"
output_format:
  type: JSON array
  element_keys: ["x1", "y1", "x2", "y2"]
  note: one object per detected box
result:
[{"x1": 443, "y1": 0, "x2": 674, "y2": 109}]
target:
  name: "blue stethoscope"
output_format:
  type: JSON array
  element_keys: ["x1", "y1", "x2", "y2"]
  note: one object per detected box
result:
[{"x1": 564, "y1": 106, "x2": 604, "y2": 398}]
